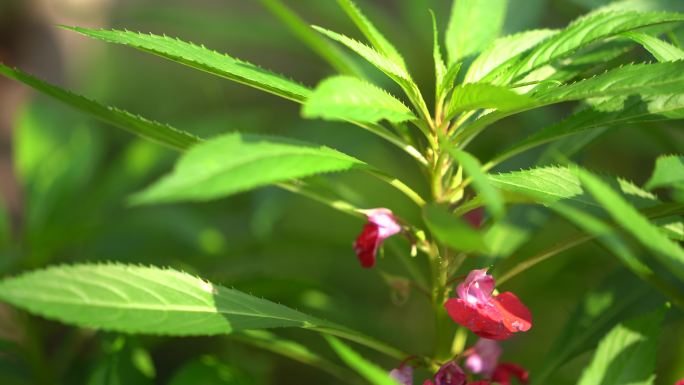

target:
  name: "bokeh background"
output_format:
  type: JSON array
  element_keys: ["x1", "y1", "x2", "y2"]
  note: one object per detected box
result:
[{"x1": 0, "y1": 0, "x2": 683, "y2": 384}]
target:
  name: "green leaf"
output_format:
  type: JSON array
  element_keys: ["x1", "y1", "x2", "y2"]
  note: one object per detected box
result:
[
  {"x1": 446, "y1": 83, "x2": 534, "y2": 119},
  {"x1": 0, "y1": 64, "x2": 200, "y2": 151},
  {"x1": 423, "y1": 204, "x2": 488, "y2": 253},
  {"x1": 488, "y1": 166, "x2": 660, "y2": 209},
  {"x1": 622, "y1": 32, "x2": 684, "y2": 62},
  {"x1": 258, "y1": 0, "x2": 362, "y2": 76},
  {"x1": 645, "y1": 154, "x2": 684, "y2": 190},
  {"x1": 312, "y1": 26, "x2": 410, "y2": 82},
  {"x1": 325, "y1": 336, "x2": 401, "y2": 385},
  {"x1": 504, "y1": 11, "x2": 684, "y2": 81},
  {"x1": 447, "y1": 149, "x2": 504, "y2": 218},
  {"x1": 467, "y1": 29, "x2": 558, "y2": 84},
  {"x1": 63, "y1": 26, "x2": 311, "y2": 103},
  {"x1": 431, "y1": 10, "x2": 448, "y2": 99},
  {"x1": 535, "y1": 62, "x2": 684, "y2": 102},
  {"x1": 167, "y1": 356, "x2": 251, "y2": 385},
  {"x1": 438, "y1": 62, "x2": 463, "y2": 104},
  {"x1": 132, "y1": 132, "x2": 368, "y2": 205},
  {"x1": 579, "y1": 169, "x2": 684, "y2": 281},
  {"x1": 445, "y1": 0, "x2": 508, "y2": 63},
  {"x1": 577, "y1": 307, "x2": 665, "y2": 385},
  {"x1": 302, "y1": 76, "x2": 416, "y2": 124},
  {"x1": 0, "y1": 263, "x2": 326, "y2": 335},
  {"x1": 492, "y1": 94, "x2": 684, "y2": 166},
  {"x1": 233, "y1": 330, "x2": 354, "y2": 382},
  {"x1": 335, "y1": 0, "x2": 406, "y2": 70}
]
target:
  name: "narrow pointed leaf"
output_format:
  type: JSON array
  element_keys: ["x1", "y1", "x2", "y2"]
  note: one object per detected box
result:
[
  {"x1": 423, "y1": 204, "x2": 488, "y2": 253},
  {"x1": 64, "y1": 26, "x2": 311, "y2": 103},
  {"x1": 535, "y1": 62, "x2": 684, "y2": 102},
  {"x1": 622, "y1": 32, "x2": 684, "y2": 62},
  {"x1": 438, "y1": 62, "x2": 462, "y2": 103},
  {"x1": 505, "y1": 11, "x2": 684, "y2": 81},
  {"x1": 448, "y1": 149, "x2": 505, "y2": 218},
  {"x1": 335, "y1": 0, "x2": 406, "y2": 70},
  {"x1": 467, "y1": 29, "x2": 558, "y2": 83},
  {"x1": 579, "y1": 169, "x2": 684, "y2": 281},
  {"x1": 577, "y1": 308, "x2": 665, "y2": 385},
  {"x1": 446, "y1": 83, "x2": 535, "y2": 119},
  {"x1": 258, "y1": 0, "x2": 362, "y2": 76},
  {"x1": 493, "y1": 94, "x2": 684, "y2": 165},
  {"x1": 302, "y1": 76, "x2": 416, "y2": 124},
  {"x1": 645, "y1": 154, "x2": 684, "y2": 190},
  {"x1": 132, "y1": 133, "x2": 369, "y2": 205},
  {"x1": 312, "y1": 26, "x2": 410, "y2": 81},
  {"x1": 0, "y1": 64, "x2": 200, "y2": 151},
  {"x1": 325, "y1": 336, "x2": 402, "y2": 385},
  {"x1": 431, "y1": 10, "x2": 447, "y2": 97},
  {"x1": 445, "y1": 0, "x2": 508, "y2": 63},
  {"x1": 0, "y1": 263, "x2": 329, "y2": 335}
]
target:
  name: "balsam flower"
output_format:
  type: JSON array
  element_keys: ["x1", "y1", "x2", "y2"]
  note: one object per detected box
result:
[
  {"x1": 353, "y1": 208, "x2": 401, "y2": 268},
  {"x1": 445, "y1": 269, "x2": 532, "y2": 340},
  {"x1": 389, "y1": 365, "x2": 413, "y2": 385},
  {"x1": 465, "y1": 339, "x2": 502, "y2": 377}
]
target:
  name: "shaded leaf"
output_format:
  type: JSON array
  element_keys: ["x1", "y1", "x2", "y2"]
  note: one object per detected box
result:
[
  {"x1": 302, "y1": 76, "x2": 416, "y2": 124},
  {"x1": 325, "y1": 336, "x2": 401, "y2": 385},
  {"x1": 579, "y1": 169, "x2": 684, "y2": 281},
  {"x1": 0, "y1": 64, "x2": 199, "y2": 151},
  {"x1": 504, "y1": 11, "x2": 684, "y2": 81},
  {"x1": 448, "y1": 149, "x2": 504, "y2": 218},
  {"x1": 445, "y1": 0, "x2": 508, "y2": 63},
  {"x1": 423, "y1": 204, "x2": 488, "y2": 253},
  {"x1": 64, "y1": 26, "x2": 311, "y2": 103},
  {"x1": 577, "y1": 307, "x2": 665, "y2": 385},
  {"x1": 132, "y1": 133, "x2": 368, "y2": 205}
]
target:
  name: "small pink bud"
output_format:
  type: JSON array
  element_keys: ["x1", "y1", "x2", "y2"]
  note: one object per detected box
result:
[{"x1": 353, "y1": 208, "x2": 401, "y2": 268}]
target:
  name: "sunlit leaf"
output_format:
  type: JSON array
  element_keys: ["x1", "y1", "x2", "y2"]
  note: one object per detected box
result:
[
  {"x1": 302, "y1": 76, "x2": 415, "y2": 124},
  {"x1": 64, "y1": 26, "x2": 311, "y2": 103},
  {"x1": 446, "y1": 83, "x2": 534, "y2": 119},
  {"x1": 645, "y1": 154, "x2": 684, "y2": 190},
  {"x1": 445, "y1": 0, "x2": 508, "y2": 63},
  {"x1": 447, "y1": 149, "x2": 504, "y2": 218},
  {"x1": 335, "y1": 0, "x2": 406, "y2": 70},
  {"x1": 622, "y1": 32, "x2": 684, "y2": 62},
  {"x1": 0, "y1": 64, "x2": 199, "y2": 151},
  {"x1": 132, "y1": 133, "x2": 368, "y2": 205}
]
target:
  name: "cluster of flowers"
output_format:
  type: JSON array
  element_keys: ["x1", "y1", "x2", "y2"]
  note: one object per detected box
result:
[
  {"x1": 389, "y1": 338, "x2": 527, "y2": 385},
  {"x1": 353, "y1": 209, "x2": 532, "y2": 384}
]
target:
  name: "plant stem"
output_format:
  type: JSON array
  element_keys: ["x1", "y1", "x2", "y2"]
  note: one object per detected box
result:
[
  {"x1": 353, "y1": 121, "x2": 428, "y2": 166},
  {"x1": 309, "y1": 326, "x2": 408, "y2": 360},
  {"x1": 369, "y1": 171, "x2": 427, "y2": 207}
]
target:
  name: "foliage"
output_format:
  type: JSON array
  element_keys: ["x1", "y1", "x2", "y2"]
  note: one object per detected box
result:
[{"x1": 0, "y1": 0, "x2": 683, "y2": 384}]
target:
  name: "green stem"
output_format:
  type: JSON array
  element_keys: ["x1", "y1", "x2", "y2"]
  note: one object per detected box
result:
[
  {"x1": 310, "y1": 326, "x2": 407, "y2": 361},
  {"x1": 278, "y1": 182, "x2": 363, "y2": 218},
  {"x1": 368, "y1": 171, "x2": 427, "y2": 207},
  {"x1": 352, "y1": 121, "x2": 428, "y2": 166}
]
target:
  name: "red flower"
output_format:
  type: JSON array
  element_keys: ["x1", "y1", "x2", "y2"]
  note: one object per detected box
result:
[
  {"x1": 434, "y1": 361, "x2": 467, "y2": 385},
  {"x1": 445, "y1": 269, "x2": 532, "y2": 340},
  {"x1": 492, "y1": 363, "x2": 528, "y2": 385},
  {"x1": 467, "y1": 382, "x2": 491, "y2": 385},
  {"x1": 353, "y1": 208, "x2": 401, "y2": 268},
  {"x1": 675, "y1": 379, "x2": 684, "y2": 385},
  {"x1": 465, "y1": 339, "x2": 502, "y2": 377}
]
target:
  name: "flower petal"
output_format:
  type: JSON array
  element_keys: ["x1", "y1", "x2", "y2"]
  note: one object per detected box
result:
[
  {"x1": 492, "y1": 363, "x2": 529, "y2": 385},
  {"x1": 493, "y1": 292, "x2": 532, "y2": 333},
  {"x1": 465, "y1": 339, "x2": 502, "y2": 376},
  {"x1": 444, "y1": 299, "x2": 512, "y2": 340},
  {"x1": 353, "y1": 223, "x2": 381, "y2": 268},
  {"x1": 366, "y1": 208, "x2": 402, "y2": 239},
  {"x1": 456, "y1": 269, "x2": 495, "y2": 305},
  {"x1": 389, "y1": 366, "x2": 413, "y2": 385},
  {"x1": 434, "y1": 361, "x2": 467, "y2": 385}
]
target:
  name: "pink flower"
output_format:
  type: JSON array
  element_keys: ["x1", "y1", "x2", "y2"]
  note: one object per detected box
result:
[
  {"x1": 389, "y1": 365, "x2": 413, "y2": 385},
  {"x1": 353, "y1": 208, "x2": 401, "y2": 268},
  {"x1": 492, "y1": 363, "x2": 528, "y2": 385},
  {"x1": 675, "y1": 379, "x2": 684, "y2": 385},
  {"x1": 467, "y1": 382, "x2": 491, "y2": 385},
  {"x1": 423, "y1": 381, "x2": 435, "y2": 385},
  {"x1": 444, "y1": 269, "x2": 532, "y2": 340},
  {"x1": 434, "y1": 361, "x2": 467, "y2": 385},
  {"x1": 465, "y1": 339, "x2": 502, "y2": 377}
]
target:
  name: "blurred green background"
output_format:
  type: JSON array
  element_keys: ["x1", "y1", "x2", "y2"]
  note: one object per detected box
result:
[{"x1": 0, "y1": 0, "x2": 683, "y2": 384}]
